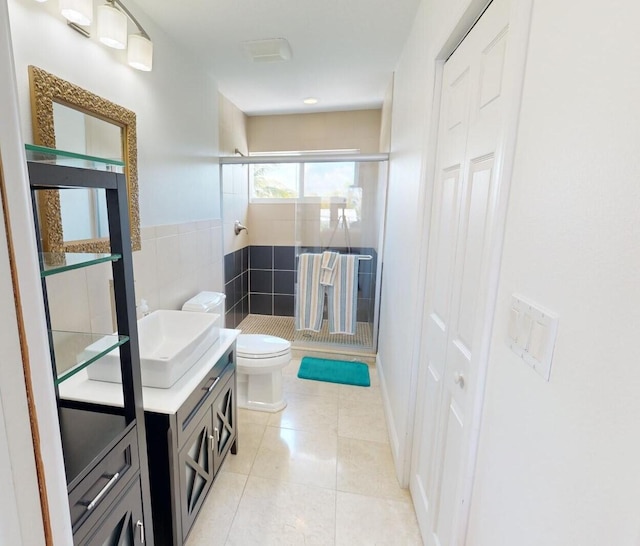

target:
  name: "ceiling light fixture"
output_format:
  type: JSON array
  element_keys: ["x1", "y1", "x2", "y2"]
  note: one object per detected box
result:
[
  {"x1": 46, "y1": 0, "x2": 153, "y2": 71},
  {"x1": 303, "y1": 98, "x2": 319, "y2": 105},
  {"x1": 127, "y1": 33, "x2": 153, "y2": 71},
  {"x1": 97, "y1": 1, "x2": 127, "y2": 49},
  {"x1": 59, "y1": 0, "x2": 92, "y2": 26}
]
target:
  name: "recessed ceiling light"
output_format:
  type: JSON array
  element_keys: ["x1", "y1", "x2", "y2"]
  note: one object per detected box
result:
[{"x1": 303, "y1": 97, "x2": 318, "y2": 105}]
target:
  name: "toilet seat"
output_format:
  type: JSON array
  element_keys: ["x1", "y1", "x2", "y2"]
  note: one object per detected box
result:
[{"x1": 237, "y1": 334, "x2": 291, "y2": 359}]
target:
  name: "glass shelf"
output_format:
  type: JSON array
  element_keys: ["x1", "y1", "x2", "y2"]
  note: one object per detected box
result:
[
  {"x1": 51, "y1": 331, "x2": 129, "y2": 385},
  {"x1": 39, "y1": 252, "x2": 121, "y2": 277},
  {"x1": 25, "y1": 144, "x2": 125, "y2": 173}
]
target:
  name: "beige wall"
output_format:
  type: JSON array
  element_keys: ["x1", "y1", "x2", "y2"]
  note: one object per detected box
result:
[
  {"x1": 248, "y1": 203, "x2": 296, "y2": 246},
  {"x1": 220, "y1": 94, "x2": 250, "y2": 254},
  {"x1": 244, "y1": 109, "x2": 384, "y2": 248},
  {"x1": 248, "y1": 175, "x2": 382, "y2": 249},
  {"x1": 248, "y1": 109, "x2": 382, "y2": 153}
]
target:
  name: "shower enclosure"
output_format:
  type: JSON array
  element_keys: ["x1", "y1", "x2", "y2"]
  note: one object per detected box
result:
[{"x1": 221, "y1": 153, "x2": 388, "y2": 356}]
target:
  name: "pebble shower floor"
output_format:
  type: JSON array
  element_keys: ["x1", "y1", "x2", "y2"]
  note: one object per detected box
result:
[{"x1": 236, "y1": 314, "x2": 373, "y2": 350}]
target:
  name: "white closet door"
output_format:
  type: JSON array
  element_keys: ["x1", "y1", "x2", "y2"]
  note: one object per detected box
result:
[{"x1": 410, "y1": 0, "x2": 511, "y2": 544}]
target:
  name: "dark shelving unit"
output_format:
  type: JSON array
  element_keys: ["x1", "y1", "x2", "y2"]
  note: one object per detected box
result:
[{"x1": 26, "y1": 144, "x2": 154, "y2": 545}]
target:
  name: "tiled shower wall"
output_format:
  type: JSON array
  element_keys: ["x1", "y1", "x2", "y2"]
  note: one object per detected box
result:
[
  {"x1": 248, "y1": 246, "x2": 296, "y2": 318},
  {"x1": 224, "y1": 246, "x2": 249, "y2": 329},
  {"x1": 224, "y1": 245, "x2": 377, "y2": 329}
]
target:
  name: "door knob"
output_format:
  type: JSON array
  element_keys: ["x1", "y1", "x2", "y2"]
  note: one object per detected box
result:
[{"x1": 454, "y1": 372, "x2": 465, "y2": 389}]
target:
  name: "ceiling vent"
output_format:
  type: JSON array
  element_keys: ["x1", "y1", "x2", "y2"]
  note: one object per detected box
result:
[{"x1": 241, "y1": 38, "x2": 292, "y2": 63}]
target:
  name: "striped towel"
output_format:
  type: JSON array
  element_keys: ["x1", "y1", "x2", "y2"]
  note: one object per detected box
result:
[
  {"x1": 319, "y1": 251, "x2": 339, "y2": 286},
  {"x1": 295, "y1": 253, "x2": 324, "y2": 332},
  {"x1": 326, "y1": 255, "x2": 359, "y2": 335}
]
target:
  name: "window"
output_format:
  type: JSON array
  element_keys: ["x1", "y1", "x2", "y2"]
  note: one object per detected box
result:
[
  {"x1": 250, "y1": 163, "x2": 300, "y2": 198},
  {"x1": 249, "y1": 153, "x2": 362, "y2": 230},
  {"x1": 249, "y1": 154, "x2": 358, "y2": 201}
]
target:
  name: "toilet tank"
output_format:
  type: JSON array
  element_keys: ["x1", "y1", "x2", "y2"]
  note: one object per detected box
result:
[{"x1": 182, "y1": 291, "x2": 226, "y2": 328}]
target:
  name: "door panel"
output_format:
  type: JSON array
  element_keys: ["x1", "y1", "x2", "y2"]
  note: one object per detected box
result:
[
  {"x1": 178, "y1": 410, "x2": 215, "y2": 541},
  {"x1": 432, "y1": 169, "x2": 463, "y2": 324},
  {"x1": 212, "y1": 377, "x2": 236, "y2": 475},
  {"x1": 434, "y1": 397, "x2": 464, "y2": 545},
  {"x1": 454, "y1": 158, "x2": 494, "y2": 352},
  {"x1": 410, "y1": 0, "x2": 511, "y2": 544}
]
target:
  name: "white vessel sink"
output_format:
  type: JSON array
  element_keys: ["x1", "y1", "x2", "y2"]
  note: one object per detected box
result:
[{"x1": 85, "y1": 310, "x2": 220, "y2": 388}]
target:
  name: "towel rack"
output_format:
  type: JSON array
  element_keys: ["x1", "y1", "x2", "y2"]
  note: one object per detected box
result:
[{"x1": 302, "y1": 251, "x2": 371, "y2": 260}]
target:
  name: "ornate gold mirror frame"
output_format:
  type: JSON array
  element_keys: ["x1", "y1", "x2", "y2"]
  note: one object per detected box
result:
[{"x1": 28, "y1": 65, "x2": 141, "y2": 252}]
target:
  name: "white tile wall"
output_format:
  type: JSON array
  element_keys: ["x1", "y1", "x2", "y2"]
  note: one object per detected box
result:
[
  {"x1": 46, "y1": 220, "x2": 224, "y2": 334},
  {"x1": 219, "y1": 93, "x2": 251, "y2": 256}
]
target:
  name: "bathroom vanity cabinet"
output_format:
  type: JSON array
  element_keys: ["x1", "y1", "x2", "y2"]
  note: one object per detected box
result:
[
  {"x1": 57, "y1": 328, "x2": 241, "y2": 546},
  {"x1": 144, "y1": 342, "x2": 238, "y2": 546},
  {"x1": 26, "y1": 145, "x2": 154, "y2": 545}
]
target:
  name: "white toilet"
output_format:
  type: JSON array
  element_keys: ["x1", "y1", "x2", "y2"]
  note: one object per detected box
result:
[
  {"x1": 236, "y1": 334, "x2": 290, "y2": 412},
  {"x1": 182, "y1": 292, "x2": 290, "y2": 413}
]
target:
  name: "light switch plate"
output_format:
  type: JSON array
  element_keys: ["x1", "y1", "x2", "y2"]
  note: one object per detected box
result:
[{"x1": 507, "y1": 294, "x2": 559, "y2": 381}]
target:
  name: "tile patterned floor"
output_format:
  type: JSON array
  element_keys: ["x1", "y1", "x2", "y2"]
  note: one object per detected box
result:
[
  {"x1": 185, "y1": 358, "x2": 422, "y2": 546},
  {"x1": 237, "y1": 314, "x2": 374, "y2": 351}
]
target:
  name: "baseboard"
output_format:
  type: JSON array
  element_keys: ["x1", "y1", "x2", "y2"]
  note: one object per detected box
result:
[{"x1": 376, "y1": 353, "x2": 407, "y2": 487}]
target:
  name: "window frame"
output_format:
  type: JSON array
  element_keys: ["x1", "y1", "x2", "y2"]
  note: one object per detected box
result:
[{"x1": 248, "y1": 151, "x2": 360, "y2": 203}]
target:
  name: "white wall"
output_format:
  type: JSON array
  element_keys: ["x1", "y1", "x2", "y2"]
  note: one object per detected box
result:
[
  {"x1": 466, "y1": 0, "x2": 640, "y2": 544},
  {"x1": 8, "y1": 0, "x2": 226, "y2": 330},
  {"x1": 377, "y1": 0, "x2": 434, "y2": 480},
  {"x1": 385, "y1": 0, "x2": 640, "y2": 543},
  {"x1": 0, "y1": 1, "x2": 71, "y2": 542},
  {"x1": 8, "y1": 0, "x2": 221, "y2": 227},
  {"x1": 220, "y1": 94, "x2": 249, "y2": 255}
]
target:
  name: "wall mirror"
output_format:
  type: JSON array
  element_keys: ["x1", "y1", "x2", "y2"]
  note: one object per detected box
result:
[{"x1": 28, "y1": 65, "x2": 141, "y2": 252}]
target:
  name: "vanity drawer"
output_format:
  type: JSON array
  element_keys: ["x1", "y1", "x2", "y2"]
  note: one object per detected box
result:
[
  {"x1": 68, "y1": 427, "x2": 139, "y2": 536},
  {"x1": 78, "y1": 476, "x2": 145, "y2": 546},
  {"x1": 176, "y1": 347, "x2": 234, "y2": 449}
]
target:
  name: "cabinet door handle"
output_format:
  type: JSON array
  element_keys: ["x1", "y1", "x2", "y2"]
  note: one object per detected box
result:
[
  {"x1": 136, "y1": 520, "x2": 145, "y2": 544},
  {"x1": 209, "y1": 434, "x2": 215, "y2": 452},
  {"x1": 214, "y1": 426, "x2": 220, "y2": 443},
  {"x1": 86, "y1": 472, "x2": 120, "y2": 510},
  {"x1": 204, "y1": 376, "x2": 220, "y2": 393}
]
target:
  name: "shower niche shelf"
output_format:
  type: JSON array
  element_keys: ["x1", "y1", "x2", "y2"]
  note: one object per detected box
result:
[{"x1": 27, "y1": 144, "x2": 153, "y2": 545}]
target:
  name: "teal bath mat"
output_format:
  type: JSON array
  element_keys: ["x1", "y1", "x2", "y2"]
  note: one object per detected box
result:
[{"x1": 298, "y1": 357, "x2": 370, "y2": 387}]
